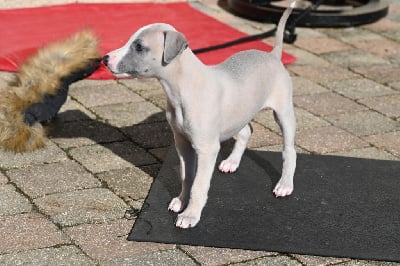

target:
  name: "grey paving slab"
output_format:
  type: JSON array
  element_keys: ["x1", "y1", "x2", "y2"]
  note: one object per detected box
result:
[
  {"x1": 233, "y1": 255, "x2": 302, "y2": 265},
  {"x1": 351, "y1": 64, "x2": 400, "y2": 84},
  {"x1": 325, "y1": 79, "x2": 397, "y2": 100},
  {"x1": 0, "y1": 172, "x2": 8, "y2": 185},
  {"x1": 0, "y1": 140, "x2": 67, "y2": 169},
  {"x1": 364, "y1": 131, "x2": 400, "y2": 157},
  {"x1": 122, "y1": 121, "x2": 173, "y2": 149},
  {"x1": 64, "y1": 219, "x2": 174, "y2": 261},
  {"x1": 99, "y1": 249, "x2": 195, "y2": 266},
  {"x1": 97, "y1": 166, "x2": 153, "y2": 202},
  {"x1": 289, "y1": 64, "x2": 359, "y2": 85},
  {"x1": 294, "y1": 36, "x2": 352, "y2": 54},
  {"x1": 57, "y1": 97, "x2": 97, "y2": 122},
  {"x1": 296, "y1": 126, "x2": 368, "y2": 154},
  {"x1": 322, "y1": 49, "x2": 389, "y2": 67},
  {"x1": 325, "y1": 110, "x2": 400, "y2": 136},
  {"x1": 292, "y1": 254, "x2": 350, "y2": 266},
  {"x1": 92, "y1": 101, "x2": 164, "y2": 128},
  {"x1": 0, "y1": 245, "x2": 95, "y2": 266},
  {"x1": 50, "y1": 119, "x2": 126, "y2": 149},
  {"x1": 34, "y1": 188, "x2": 128, "y2": 226},
  {"x1": 329, "y1": 147, "x2": 399, "y2": 161},
  {"x1": 294, "y1": 92, "x2": 367, "y2": 116},
  {"x1": 118, "y1": 77, "x2": 163, "y2": 93},
  {"x1": 69, "y1": 80, "x2": 144, "y2": 107},
  {"x1": 181, "y1": 245, "x2": 275, "y2": 266},
  {"x1": 0, "y1": 184, "x2": 32, "y2": 215},
  {"x1": 69, "y1": 141, "x2": 157, "y2": 173},
  {"x1": 291, "y1": 76, "x2": 330, "y2": 96},
  {"x1": 247, "y1": 123, "x2": 282, "y2": 148},
  {"x1": 359, "y1": 94, "x2": 400, "y2": 119},
  {"x1": 0, "y1": 213, "x2": 69, "y2": 254},
  {"x1": 338, "y1": 260, "x2": 400, "y2": 266},
  {"x1": 7, "y1": 160, "x2": 101, "y2": 199}
]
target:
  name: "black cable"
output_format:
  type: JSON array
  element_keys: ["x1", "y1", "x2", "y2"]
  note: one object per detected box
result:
[{"x1": 192, "y1": 0, "x2": 326, "y2": 54}]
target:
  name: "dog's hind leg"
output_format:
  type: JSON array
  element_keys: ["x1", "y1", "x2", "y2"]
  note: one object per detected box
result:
[
  {"x1": 219, "y1": 124, "x2": 252, "y2": 173},
  {"x1": 272, "y1": 104, "x2": 296, "y2": 197}
]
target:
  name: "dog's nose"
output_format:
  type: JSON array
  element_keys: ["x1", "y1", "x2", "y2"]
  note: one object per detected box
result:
[{"x1": 102, "y1": 54, "x2": 109, "y2": 66}]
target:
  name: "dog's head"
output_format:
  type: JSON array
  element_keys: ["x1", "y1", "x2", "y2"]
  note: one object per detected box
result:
[{"x1": 103, "y1": 23, "x2": 188, "y2": 78}]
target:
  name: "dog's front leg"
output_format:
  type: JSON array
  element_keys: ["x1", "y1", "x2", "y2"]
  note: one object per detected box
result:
[
  {"x1": 168, "y1": 132, "x2": 196, "y2": 213},
  {"x1": 175, "y1": 141, "x2": 220, "y2": 228}
]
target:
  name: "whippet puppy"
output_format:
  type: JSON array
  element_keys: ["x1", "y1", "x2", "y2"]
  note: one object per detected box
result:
[{"x1": 103, "y1": 3, "x2": 297, "y2": 228}]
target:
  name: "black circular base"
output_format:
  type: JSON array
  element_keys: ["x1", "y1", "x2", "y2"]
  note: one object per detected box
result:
[{"x1": 227, "y1": 0, "x2": 389, "y2": 27}]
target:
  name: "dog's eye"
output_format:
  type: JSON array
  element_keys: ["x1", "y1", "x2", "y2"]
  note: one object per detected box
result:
[{"x1": 135, "y1": 43, "x2": 143, "y2": 52}]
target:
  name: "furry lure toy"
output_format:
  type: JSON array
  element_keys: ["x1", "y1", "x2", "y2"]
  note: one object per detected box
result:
[{"x1": 0, "y1": 30, "x2": 101, "y2": 152}]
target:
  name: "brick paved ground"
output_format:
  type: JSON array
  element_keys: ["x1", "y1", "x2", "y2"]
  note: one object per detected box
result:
[{"x1": 0, "y1": 0, "x2": 399, "y2": 265}]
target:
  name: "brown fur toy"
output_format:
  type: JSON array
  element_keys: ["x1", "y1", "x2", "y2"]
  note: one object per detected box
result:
[{"x1": 0, "y1": 30, "x2": 101, "y2": 152}]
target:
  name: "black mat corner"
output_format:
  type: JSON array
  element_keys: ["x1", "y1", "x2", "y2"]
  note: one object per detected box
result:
[{"x1": 128, "y1": 147, "x2": 400, "y2": 262}]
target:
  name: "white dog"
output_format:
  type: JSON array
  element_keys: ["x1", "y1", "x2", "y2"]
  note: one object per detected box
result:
[{"x1": 103, "y1": 3, "x2": 297, "y2": 228}]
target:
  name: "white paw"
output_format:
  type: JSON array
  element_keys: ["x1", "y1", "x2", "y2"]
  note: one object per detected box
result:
[
  {"x1": 175, "y1": 210, "x2": 200, "y2": 229},
  {"x1": 273, "y1": 180, "x2": 293, "y2": 197},
  {"x1": 168, "y1": 197, "x2": 183, "y2": 213},
  {"x1": 218, "y1": 159, "x2": 239, "y2": 173}
]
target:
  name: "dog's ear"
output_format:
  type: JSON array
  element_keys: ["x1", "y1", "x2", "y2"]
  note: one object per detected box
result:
[{"x1": 163, "y1": 31, "x2": 188, "y2": 65}]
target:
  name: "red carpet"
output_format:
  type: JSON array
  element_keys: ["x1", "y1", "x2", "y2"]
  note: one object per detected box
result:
[{"x1": 0, "y1": 2, "x2": 296, "y2": 79}]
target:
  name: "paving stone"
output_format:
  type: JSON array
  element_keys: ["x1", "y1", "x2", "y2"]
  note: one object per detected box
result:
[
  {"x1": 289, "y1": 64, "x2": 359, "y2": 85},
  {"x1": 292, "y1": 254, "x2": 350, "y2": 266},
  {"x1": 362, "y1": 17, "x2": 400, "y2": 32},
  {"x1": 234, "y1": 255, "x2": 302, "y2": 265},
  {"x1": 57, "y1": 96, "x2": 97, "y2": 122},
  {"x1": 291, "y1": 76, "x2": 329, "y2": 96},
  {"x1": 50, "y1": 120, "x2": 126, "y2": 149},
  {"x1": 97, "y1": 166, "x2": 153, "y2": 202},
  {"x1": 294, "y1": 92, "x2": 366, "y2": 116},
  {"x1": 294, "y1": 37, "x2": 352, "y2": 54},
  {"x1": 92, "y1": 101, "x2": 164, "y2": 128},
  {"x1": 284, "y1": 47, "x2": 330, "y2": 66},
  {"x1": 34, "y1": 188, "x2": 128, "y2": 227},
  {"x1": 248, "y1": 123, "x2": 282, "y2": 148},
  {"x1": 181, "y1": 245, "x2": 275, "y2": 266},
  {"x1": 0, "y1": 213, "x2": 69, "y2": 254},
  {"x1": 358, "y1": 94, "x2": 400, "y2": 118},
  {"x1": 254, "y1": 108, "x2": 330, "y2": 133},
  {"x1": 389, "y1": 81, "x2": 400, "y2": 91},
  {"x1": 325, "y1": 110, "x2": 400, "y2": 136},
  {"x1": 322, "y1": 27, "x2": 384, "y2": 44},
  {"x1": 0, "y1": 245, "x2": 95, "y2": 266},
  {"x1": 0, "y1": 185, "x2": 32, "y2": 215},
  {"x1": 0, "y1": 140, "x2": 67, "y2": 169},
  {"x1": 118, "y1": 77, "x2": 163, "y2": 93},
  {"x1": 364, "y1": 131, "x2": 400, "y2": 157},
  {"x1": 322, "y1": 49, "x2": 389, "y2": 67},
  {"x1": 338, "y1": 259, "x2": 400, "y2": 266},
  {"x1": 7, "y1": 160, "x2": 101, "y2": 199},
  {"x1": 69, "y1": 141, "x2": 157, "y2": 173},
  {"x1": 351, "y1": 64, "x2": 400, "y2": 84},
  {"x1": 100, "y1": 249, "x2": 195, "y2": 266},
  {"x1": 329, "y1": 147, "x2": 399, "y2": 161},
  {"x1": 122, "y1": 121, "x2": 173, "y2": 149},
  {"x1": 296, "y1": 126, "x2": 368, "y2": 154},
  {"x1": 352, "y1": 38, "x2": 400, "y2": 57},
  {"x1": 64, "y1": 219, "x2": 174, "y2": 261},
  {"x1": 137, "y1": 87, "x2": 168, "y2": 110},
  {"x1": 325, "y1": 79, "x2": 396, "y2": 100},
  {"x1": 0, "y1": 172, "x2": 7, "y2": 185},
  {"x1": 69, "y1": 80, "x2": 144, "y2": 107}
]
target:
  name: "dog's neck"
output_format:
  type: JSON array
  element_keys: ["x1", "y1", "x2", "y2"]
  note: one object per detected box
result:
[{"x1": 158, "y1": 49, "x2": 206, "y2": 109}]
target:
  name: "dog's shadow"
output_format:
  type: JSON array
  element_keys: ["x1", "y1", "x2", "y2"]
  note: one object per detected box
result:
[{"x1": 50, "y1": 109, "x2": 173, "y2": 178}]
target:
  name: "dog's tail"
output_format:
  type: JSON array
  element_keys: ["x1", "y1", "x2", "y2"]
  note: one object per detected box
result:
[{"x1": 271, "y1": 1, "x2": 296, "y2": 59}]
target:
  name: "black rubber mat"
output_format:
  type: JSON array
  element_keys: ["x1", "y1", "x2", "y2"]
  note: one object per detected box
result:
[{"x1": 129, "y1": 147, "x2": 400, "y2": 262}]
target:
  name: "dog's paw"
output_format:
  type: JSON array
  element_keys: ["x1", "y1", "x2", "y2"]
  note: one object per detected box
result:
[
  {"x1": 168, "y1": 197, "x2": 183, "y2": 213},
  {"x1": 273, "y1": 180, "x2": 293, "y2": 197},
  {"x1": 218, "y1": 159, "x2": 239, "y2": 173},
  {"x1": 175, "y1": 211, "x2": 200, "y2": 229}
]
